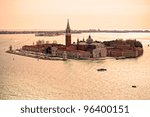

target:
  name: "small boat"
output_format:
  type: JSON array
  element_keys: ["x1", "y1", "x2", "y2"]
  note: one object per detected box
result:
[
  {"x1": 97, "y1": 68, "x2": 107, "y2": 71},
  {"x1": 132, "y1": 85, "x2": 136, "y2": 88},
  {"x1": 116, "y1": 56, "x2": 126, "y2": 60}
]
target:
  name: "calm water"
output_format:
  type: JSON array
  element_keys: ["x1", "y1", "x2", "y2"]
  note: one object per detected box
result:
[{"x1": 0, "y1": 33, "x2": 150, "y2": 100}]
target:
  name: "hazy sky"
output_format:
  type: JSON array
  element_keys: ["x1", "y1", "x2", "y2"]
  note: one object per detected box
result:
[{"x1": 0, "y1": 0, "x2": 150, "y2": 30}]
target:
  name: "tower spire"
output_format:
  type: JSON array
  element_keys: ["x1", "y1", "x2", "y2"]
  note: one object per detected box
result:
[{"x1": 66, "y1": 19, "x2": 70, "y2": 30}]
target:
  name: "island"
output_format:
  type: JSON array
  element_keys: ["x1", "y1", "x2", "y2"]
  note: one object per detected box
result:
[{"x1": 6, "y1": 20, "x2": 143, "y2": 61}]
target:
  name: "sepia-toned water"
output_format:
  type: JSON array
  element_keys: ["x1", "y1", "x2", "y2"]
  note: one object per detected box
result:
[{"x1": 0, "y1": 33, "x2": 150, "y2": 100}]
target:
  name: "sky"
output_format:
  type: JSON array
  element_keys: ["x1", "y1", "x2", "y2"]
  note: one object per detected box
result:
[{"x1": 0, "y1": 0, "x2": 150, "y2": 30}]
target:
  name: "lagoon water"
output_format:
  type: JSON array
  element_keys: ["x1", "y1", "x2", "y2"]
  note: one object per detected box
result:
[{"x1": 0, "y1": 33, "x2": 150, "y2": 100}]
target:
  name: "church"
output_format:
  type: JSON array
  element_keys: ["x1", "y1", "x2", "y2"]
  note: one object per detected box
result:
[{"x1": 63, "y1": 20, "x2": 107, "y2": 59}]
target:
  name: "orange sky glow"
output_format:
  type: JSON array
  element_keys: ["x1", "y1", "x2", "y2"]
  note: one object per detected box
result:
[{"x1": 0, "y1": 0, "x2": 150, "y2": 30}]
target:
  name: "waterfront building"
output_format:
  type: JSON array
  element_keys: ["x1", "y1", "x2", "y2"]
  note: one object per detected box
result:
[
  {"x1": 93, "y1": 48, "x2": 100, "y2": 58},
  {"x1": 122, "y1": 50, "x2": 138, "y2": 58},
  {"x1": 101, "y1": 47, "x2": 107, "y2": 57},
  {"x1": 93, "y1": 46, "x2": 107, "y2": 58},
  {"x1": 63, "y1": 51, "x2": 67, "y2": 60},
  {"x1": 51, "y1": 47, "x2": 58, "y2": 56}
]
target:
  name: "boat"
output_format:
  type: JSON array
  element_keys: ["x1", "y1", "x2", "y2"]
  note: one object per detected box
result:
[
  {"x1": 132, "y1": 85, "x2": 136, "y2": 88},
  {"x1": 97, "y1": 68, "x2": 107, "y2": 71},
  {"x1": 115, "y1": 56, "x2": 126, "y2": 60}
]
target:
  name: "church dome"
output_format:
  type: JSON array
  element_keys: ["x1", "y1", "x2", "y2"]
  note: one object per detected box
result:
[{"x1": 86, "y1": 35, "x2": 93, "y2": 44}]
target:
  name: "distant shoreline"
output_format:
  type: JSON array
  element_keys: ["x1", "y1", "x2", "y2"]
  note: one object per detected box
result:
[{"x1": 0, "y1": 30, "x2": 150, "y2": 35}]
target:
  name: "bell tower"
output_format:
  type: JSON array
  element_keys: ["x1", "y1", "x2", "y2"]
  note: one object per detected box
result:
[{"x1": 65, "y1": 19, "x2": 71, "y2": 47}]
